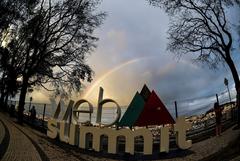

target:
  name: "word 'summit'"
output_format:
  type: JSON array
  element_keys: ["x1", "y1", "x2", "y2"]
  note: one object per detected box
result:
[{"x1": 47, "y1": 86, "x2": 192, "y2": 155}]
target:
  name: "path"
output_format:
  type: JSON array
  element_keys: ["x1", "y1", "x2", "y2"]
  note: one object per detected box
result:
[
  {"x1": 0, "y1": 114, "x2": 42, "y2": 161},
  {"x1": 0, "y1": 113, "x2": 115, "y2": 161}
]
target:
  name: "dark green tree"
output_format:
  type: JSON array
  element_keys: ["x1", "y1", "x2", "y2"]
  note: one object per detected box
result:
[
  {"x1": 149, "y1": 0, "x2": 240, "y2": 126},
  {"x1": 10, "y1": 0, "x2": 105, "y2": 123},
  {"x1": 0, "y1": 40, "x2": 24, "y2": 108},
  {"x1": 0, "y1": 0, "x2": 38, "y2": 109}
]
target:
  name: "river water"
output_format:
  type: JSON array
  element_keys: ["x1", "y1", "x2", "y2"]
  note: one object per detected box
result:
[{"x1": 8, "y1": 98, "x2": 229, "y2": 124}]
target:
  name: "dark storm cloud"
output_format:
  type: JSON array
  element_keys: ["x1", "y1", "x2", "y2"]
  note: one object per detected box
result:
[{"x1": 136, "y1": 58, "x2": 227, "y2": 101}]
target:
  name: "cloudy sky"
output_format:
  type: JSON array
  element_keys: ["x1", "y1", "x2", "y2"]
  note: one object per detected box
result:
[{"x1": 32, "y1": 0, "x2": 240, "y2": 115}]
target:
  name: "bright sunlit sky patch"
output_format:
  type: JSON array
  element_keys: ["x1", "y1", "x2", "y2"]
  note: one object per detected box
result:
[{"x1": 30, "y1": 0, "x2": 240, "y2": 113}]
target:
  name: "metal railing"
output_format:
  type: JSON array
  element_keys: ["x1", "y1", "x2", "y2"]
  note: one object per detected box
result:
[{"x1": 7, "y1": 100, "x2": 238, "y2": 136}]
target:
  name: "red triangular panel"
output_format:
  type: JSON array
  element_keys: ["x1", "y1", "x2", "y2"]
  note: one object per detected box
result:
[{"x1": 134, "y1": 90, "x2": 175, "y2": 126}]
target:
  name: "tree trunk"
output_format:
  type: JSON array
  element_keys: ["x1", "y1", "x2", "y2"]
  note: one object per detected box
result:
[
  {"x1": 17, "y1": 75, "x2": 29, "y2": 124},
  {"x1": 4, "y1": 93, "x2": 9, "y2": 110},
  {"x1": 0, "y1": 90, "x2": 5, "y2": 108},
  {"x1": 0, "y1": 72, "x2": 6, "y2": 108},
  {"x1": 226, "y1": 57, "x2": 240, "y2": 126}
]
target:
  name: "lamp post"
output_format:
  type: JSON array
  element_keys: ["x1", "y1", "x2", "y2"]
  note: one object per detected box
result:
[
  {"x1": 174, "y1": 101, "x2": 178, "y2": 118},
  {"x1": 224, "y1": 78, "x2": 232, "y2": 103},
  {"x1": 224, "y1": 78, "x2": 233, "y2": 120},
  {"x1": 29, "y1": 97, "x2": 33, "y2": 112}
]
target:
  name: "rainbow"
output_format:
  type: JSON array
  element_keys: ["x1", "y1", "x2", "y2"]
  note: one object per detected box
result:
[
  {"x1": 83, "y1": 58, "x2": 143, "y2": 98},
  {"x1": 83, "y1": 57, "x2": 176, "y2": 99}
]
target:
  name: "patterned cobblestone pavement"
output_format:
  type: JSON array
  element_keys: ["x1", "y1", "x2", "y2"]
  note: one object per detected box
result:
[{"x1": 0, "y1": 115, "x2": 42, "y2": 161}]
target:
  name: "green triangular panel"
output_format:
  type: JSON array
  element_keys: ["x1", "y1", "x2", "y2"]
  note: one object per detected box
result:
[{"x1": 118, "y1": 92, "x2": 145, "y2": 127}]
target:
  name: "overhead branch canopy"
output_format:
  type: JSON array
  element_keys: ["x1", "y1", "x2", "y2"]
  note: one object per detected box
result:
[{"x1": 149, "y1": 0, "x2": 239, "y2": 68}]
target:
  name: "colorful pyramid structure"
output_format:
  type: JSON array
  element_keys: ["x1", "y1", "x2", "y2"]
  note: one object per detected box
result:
[
  {"x1": 134, "y1": 90, "x2": 175, "y2": 126},
  {"x1": 118, "y1": 85, "x2": 175, "y2": 127}
]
